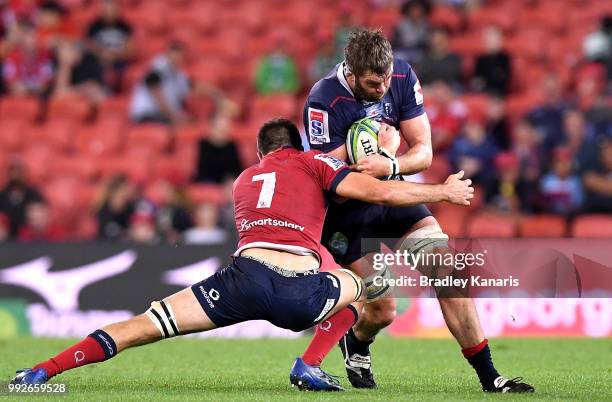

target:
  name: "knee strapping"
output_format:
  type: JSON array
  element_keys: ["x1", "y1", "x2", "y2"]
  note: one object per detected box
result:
[{"x1": 146, "y1": 300, "x2": 180, "y2": 339}]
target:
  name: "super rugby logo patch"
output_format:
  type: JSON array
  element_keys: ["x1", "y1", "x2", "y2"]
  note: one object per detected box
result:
[
  {"x1": 314, "y1": 153, "x2": 346, "y2": 171},
  {"x1": 308, "y1": 107, "x2": 330, "y2": 144}
]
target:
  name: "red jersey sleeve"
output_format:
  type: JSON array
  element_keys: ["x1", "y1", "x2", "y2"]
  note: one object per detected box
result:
[{"x1": 304, "y1": 151, "x2": 351, "y2": 193}]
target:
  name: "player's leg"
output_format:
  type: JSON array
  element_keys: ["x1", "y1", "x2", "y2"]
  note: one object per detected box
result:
[
  {"x1": 12, "y1": 287, "x2": 217, "y2": 384},
  {"x1": 300, "y1": 268, "x2": 365, "y2": 366},
  {"x1": 405, "y1": 216, "x2": 534, "y2": 393},
  {"x1": 290, "y1": 268, "x2": 365, "y2": 391}
]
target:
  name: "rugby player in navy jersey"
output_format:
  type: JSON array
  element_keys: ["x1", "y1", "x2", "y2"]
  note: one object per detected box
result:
[
  {"x1": 11, "y1": 119, "x2": 474, "y2": 391},
  {"x1": 301, "y1": 28, "x2": 534, "y2": 393}
]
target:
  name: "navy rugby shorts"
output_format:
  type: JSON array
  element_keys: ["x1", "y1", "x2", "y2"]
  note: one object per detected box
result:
[
  {"x1": 191, "y1": 256, "x2": 341, "y2": 332},
  {"x1": 322, "y1": 198, "x2": 432, "y2": 265}
]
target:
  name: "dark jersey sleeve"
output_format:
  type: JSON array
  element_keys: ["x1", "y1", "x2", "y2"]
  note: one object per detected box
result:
[
  {"x1": 304, "y1": 100, "x2": 347, "y2": 153},
  {"x1": 304, "y1": 152, "x2": 351, "y2": 193},
  {"x1": 399, "y1": 66, "x2": 425, "y2": 121}
]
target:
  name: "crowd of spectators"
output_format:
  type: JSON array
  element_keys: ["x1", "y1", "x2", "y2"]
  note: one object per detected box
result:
[{"x1": 0, "y1": 0, "x2": 611, "y2": 243}]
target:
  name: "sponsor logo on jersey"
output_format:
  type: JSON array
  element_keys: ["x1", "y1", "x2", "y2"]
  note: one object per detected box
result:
[
  {"x1": 240, "y1": 218, "x2": 305, "y2": 232},
  {"x1": 328, "y1": 232, "x2": 348, "y2": 256},
  {"x1": 198, "y1": 286, "x2": 215, "y2": 309},
  {"x1": 308, "y1": 107, "x2": 330, "y2": 144},
  {"x1": 414, "y1": 80, "x2": 424, "y2": 105},
  {"x1": 314, "y1": 153, "x2": 346, "y2": 171}
]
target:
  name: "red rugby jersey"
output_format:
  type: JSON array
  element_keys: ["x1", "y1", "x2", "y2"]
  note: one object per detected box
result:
[{"x1": 233, "y1": 147, "x2": 350, "y2": 262}]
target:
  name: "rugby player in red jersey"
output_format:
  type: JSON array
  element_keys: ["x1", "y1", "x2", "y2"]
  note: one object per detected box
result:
[{"x1": 11, "y1": 119, "x2": 473, "y2": 391}]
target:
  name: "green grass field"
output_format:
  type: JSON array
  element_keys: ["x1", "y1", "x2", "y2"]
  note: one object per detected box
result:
[{"x1": 1, "y1": 337, "x2": 610, "y2": 401}]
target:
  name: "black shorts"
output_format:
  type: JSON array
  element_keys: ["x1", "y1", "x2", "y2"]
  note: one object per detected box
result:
[
  {"x1": 191, "y1": 256, "x2": 341, "y2": 332},
  {"x1": 322, "y1": 199, "x2": 432, "y2": 265}
]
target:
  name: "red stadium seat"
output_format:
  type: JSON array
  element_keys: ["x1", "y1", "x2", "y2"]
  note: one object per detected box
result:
[
  {"x1": 21, "y1": 144, "x2": 53, "y2": 185},
  {"x1": 505, "y1": 91, "x2": 544, "y2": 122},
  {"x1": 460, "y1": 93, "x2": 491, "y2": 122},
  {"x1": 366, "y1": 8, "x2": 402, "y2": 37},
  {"x1": 48, "y1": 95, "x2": 90, "y2": 122},
  {"x1": 468, "y1": 7, "x2": 515, "y2": 33},
  {"x1": 435, "y1": 204, "x2": 470, "y2": 238},
  {"x1": 250, "y1": 95, "x2": 298, "y2": 125},
  {"x1": 75, "y1": 120, "x2": 125, "y2": 156},
  {"x1": 153, "y1": 155, "x2": 194, "y2": 185},
  {"x1": 187, "y1": 184, "x2": 228, "y2": 205},
  {"x1": 29, "y1": 119, "x2": 76, "y2": 154},
  {"x1": 519, "y1": 215, "x2": 567, "y2": 237},
  {"x1": 176, "y1": 123, "x2": 206, "y2": 148},
  {"x1": 98, "y1": 156, "x2": 152, "y2": 184},
  {"x1": 52, "y1": 155, "x2": 100, "y2": 182},
  {"x1": 429, "y1": 5, "x2": 463, "y2": 32},
  {"x1": 466, "y1": 213, "x2": 517, "y2": 237},
  {"x1": 421, "y1": 156, "x2": 450, "y2": 183},
  {"x1": 0, "y1": 119, "x2": 30, "y2": 152},
  {"x1": 73, "y1": 213, "x2": 98, "y2": 241},
  {"x1": 126, "y1": 124, "x2": 171, "y2": 154},
  {"x1": 572, "y1": 215, "x2": 612, "y2": 238},
  {"x1": 0, "y1": 96, "x2": 39, "y2": 121},
  {"x1": 450, "y1": 32, "x2": 485, "y2": 57}
]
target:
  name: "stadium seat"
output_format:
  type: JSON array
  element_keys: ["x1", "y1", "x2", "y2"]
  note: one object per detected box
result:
[
  {"x1": 187, "y1": 184, "x2": 228, "y2": 205},
  {"x1": 48, "y1": 95, "x2": 91, "y2": 122},
  {"x1": 429, "y1": 5, "x2": 463, "y2": 32},
  {"x1": 468, "y1": 7, "x2": 515, "y2": 33},
  {"x1": 0, "y1": 96, "x2": 39, "y2": 121},
  {"x1": 466, "y1": 213, "x2": 517, "y2": 237},
  {"x1": 250, "y1": 95, "x2": 298, "y2": 125},
  {"x1": 504, "y1": 30, "x2": 548, "y2": 61},
  {"x1": 505, "y1": 91, "x2": 544, "y2": 122},
  {"x1": 21, "y1": 145, "x2": 53, "y2": 185},
  {"x1": 421, "y1": 155, "x2": 450, "y2": 183},
  {"x1": 571, "y1": 215, "x2": 612, "y2": 238},
  {"x1": 98, "y1": 156, "x2": 152, "y2": 184},
  {"x1": 75, "y1": 120, "x2": 125, "y2": 156},
  {"x1": 153, "y1": 156, "x2": 193, "y2": 185},
  {"x1": 0, "y1": 119, "x2": 30, "y2": 152},
  {"x1": 126, "y1": 124, "x2": 170, "y2": 154},
  {"x1": 435, "y1": 204, "x2": 470, "y2": 238},
  {"x1": 366, "y1": 8, "x2": 402, "y2": 37},
  {"x1": 460, "y1": 93, "x2": 490, "y2": 122},
  {"x1": 519, "y1": 215, "x2": 567, "y2": 237},
  {"x1": 73, "y1": 213, "x2": 98, "y2": 241},
  {"x1": 52, "y1": 155, "x2": 100, "y2": 182},
  {"x1": 449, "y1": 32, "x2": 485, "y2": 57},
  {"x1": 29, "y1": 119, "x2": 76, "y2": 154}
]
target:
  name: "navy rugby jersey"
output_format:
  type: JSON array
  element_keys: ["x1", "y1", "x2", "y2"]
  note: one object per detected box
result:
[{"x1": 304, "y1": 58, "x2": 425, "y2": 154}]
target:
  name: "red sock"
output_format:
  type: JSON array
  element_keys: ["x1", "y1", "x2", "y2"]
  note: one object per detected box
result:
[
  {"x1": 461, "y1": 338, "x2": 488, "y2": 358},
  {"x1": 302, "y1": 305, "x2": 358, "y2": 366},
  {"x1": 34, "y1": 330, "x2": 117, "y2": 378}
]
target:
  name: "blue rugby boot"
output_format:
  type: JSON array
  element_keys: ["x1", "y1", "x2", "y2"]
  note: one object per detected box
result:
[
  {"x1": 289, "y1": 357, "x2": 344, "y2": 391},
  {"x1": 11, "y1": 368, "x2": 49, "y2": 385}
]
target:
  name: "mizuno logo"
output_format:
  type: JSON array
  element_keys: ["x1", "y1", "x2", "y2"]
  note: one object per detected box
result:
[{"x1": 0, "y1": 251, "x2": 137, "y2": 310}]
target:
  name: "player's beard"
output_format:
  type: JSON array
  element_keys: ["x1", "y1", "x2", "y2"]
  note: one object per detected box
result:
[{"x1": 353, "y1": 79, "x2": 386, "y2": 103}]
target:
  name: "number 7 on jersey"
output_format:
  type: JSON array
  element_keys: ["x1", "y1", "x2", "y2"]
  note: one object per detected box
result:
[{"x1": 252, "y1": 172, "x2": 276, "y2": 208}]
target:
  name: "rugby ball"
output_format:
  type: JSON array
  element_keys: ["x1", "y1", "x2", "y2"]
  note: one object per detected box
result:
[{"x1": 346, "y1": 117, "x2": 381, "y2": 164}]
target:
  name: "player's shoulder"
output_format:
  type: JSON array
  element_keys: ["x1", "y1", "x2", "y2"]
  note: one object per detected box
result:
[
  {"x1": 392, "y1": 57, "x2": 417, "y2": 80},
  {"x1": 307, "y1": 64, "x2": 352, "y2": 109},
  {"x1": 302, "y1": 150, "x2": 347, "y2": 171}
]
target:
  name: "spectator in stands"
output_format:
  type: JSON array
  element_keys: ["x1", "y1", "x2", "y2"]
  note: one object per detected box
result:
[
  {"x1": 561, "y1": 109, "x2": 599, "y2": 174},
  {"x1": 183, "y1": 202, "x2": 228, "y2": 245},
  {"x1": 472, "y1": 26, "x2": 511, "y2": 95},
  {"x1": 154, "y1": 180, "x2": 193, "y2": 244},
  {"x1": 391, "y1": 0, "x2": 430, "y2": 63},
  {"x1": 539, "y1": 147, "x2": 583, "y2": 215},
  {"x1": 86, "y1": 0, "x2": 134, "y2": 93},
  {"x1": 486, "y1": 96, "x2": 510, "y2": 150},
  {"x1": 0, "y1": 160, "x2": 44, "y2": 238},
  {"x1": 95, "y1": 175, "x2": 135, "y2": 241},
  {"x1": 130, "y1": 41, "x2": 190, "y2": 124},
  {"x1": 309, "y1": 30, "x2": 340, "y2": 84},
  {"x1": 254, "y1": 37, "x2": 299, "y2": 96},
  {"x1": 54, "y1": 41, "x2": 106, "y2": 121},
  {"x1": 36, "y1": 1, "x2": 78, "y2": 50},
  {"x1": 194, "y1": 114, "x2": 243, "y2": 184},
  {"x1": 127, "y1": 210, "x2": 159, "y2": 245},
  {"x1": 486, "y1": 152, "x2": 523, "y2": 214},
  {"x1": 528, "y1": 74, "x2": 568, "y2": 151},
  {"x1": 130, "y1": 41, "x2": 231, "y2": 126},
  {"x1": 426, "y1": 80, "x2": 467, "y2": 151},
  {"x1": 449, "y1": 117, "x2": 498, "y2": 187},
  {"x1": 17, "y1": 201, "x2": 66, "y2": 242},
  {"x1": 417, "y1": 27, "x2": 463, "y2": 88},
  {"x1": 583, "y1": 15, "x2": 612, "y2": 76},
  {"x1": 582, "y1": 138, "x2": 612, "y2": 213},
  {"x1": 2, "y1": 20, "x2": 54, "y2": 116},
  {"x1": 505, "y1": 120, "x2": 541, "y2": 211}
]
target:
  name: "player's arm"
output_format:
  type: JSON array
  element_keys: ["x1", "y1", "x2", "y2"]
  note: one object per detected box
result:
[
  {"x1": 397, "y1": 113, "x2": 433, "y2": 174},
  {"x1": 335, "y1": 170, "x2": 473, "y2": 206}
]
